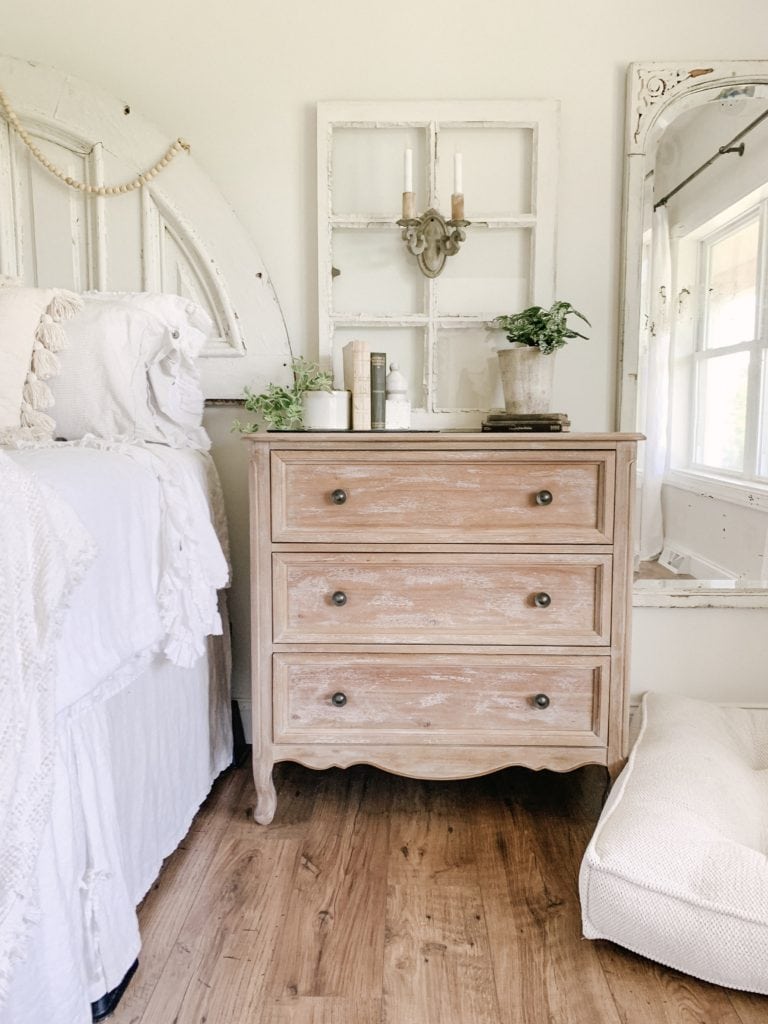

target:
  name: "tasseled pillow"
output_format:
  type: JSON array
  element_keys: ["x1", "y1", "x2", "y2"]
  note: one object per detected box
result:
[{"x1": 0, "y1": 282, "x2": 83, "y2": 443}]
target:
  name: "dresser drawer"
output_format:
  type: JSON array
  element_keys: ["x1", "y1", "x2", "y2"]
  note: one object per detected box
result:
[
  {"x1": 271, "y1": 451, "x2": 615, "y2": 544},
  {"x1": 273, "y1": 653, "x2": 609, "y2": 746},
  {"x1": 273, "y1": 552, "x2": 612, "y2": 645}
]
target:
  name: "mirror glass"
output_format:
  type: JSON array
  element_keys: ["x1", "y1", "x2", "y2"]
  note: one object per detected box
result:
[{"x1": 618, "y1": 63, "x2": 768, "y2": 605}]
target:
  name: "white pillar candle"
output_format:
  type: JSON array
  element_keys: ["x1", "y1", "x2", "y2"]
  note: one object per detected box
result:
[
  {"x1": 404, "y1": 148, "x2": 413, "y2": 193},
  {"x1": 453, "y1": 152, "x2": 463, "y2": 195}
]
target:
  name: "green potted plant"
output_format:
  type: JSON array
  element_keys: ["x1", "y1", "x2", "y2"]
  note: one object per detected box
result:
[
  {"x1": 233, "y1": 357, "x2": 349, "y2": 432},
  {"x1": 491, "y1": 301, "x2": 590, "y2": 413}
]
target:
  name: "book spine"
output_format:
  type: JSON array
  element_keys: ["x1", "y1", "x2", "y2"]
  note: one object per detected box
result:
[
  {"x1": 342, "y1": 340, "x2": 371, "y2": 430},
  {"x1": 487, "y1": 414, "x2": 570, "y2": 423},
  {"x1": 370, "y1": 352, "x2": 386, "y2": 430}
]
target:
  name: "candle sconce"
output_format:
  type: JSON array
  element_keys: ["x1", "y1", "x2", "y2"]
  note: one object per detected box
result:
[{"x1": 397, "y1": 192, "x2": 470, "y2": 279}]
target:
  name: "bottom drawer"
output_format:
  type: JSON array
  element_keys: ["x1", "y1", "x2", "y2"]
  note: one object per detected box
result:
[{"x1": 273, "y1": 653, "x2": 609, "y2": 747}]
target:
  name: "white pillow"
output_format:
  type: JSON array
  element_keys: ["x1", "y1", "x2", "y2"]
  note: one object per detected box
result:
[
  {"x1": 580, "y1": 693, "x2": 768, "y2": 994},
  {"x1": 49, "y1": 292, "x2": 212, "y2": 448},
  {"x1": 0, "y1": 284, "x2": 82, "y2": 442}
]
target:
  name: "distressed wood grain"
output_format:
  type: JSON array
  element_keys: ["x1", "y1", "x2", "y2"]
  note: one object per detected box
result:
[
  {"x1": 271, "y1": 449, "x2": 615, "y2": 544},
  {"x1": 273, "y1": 552, "x2": 611, "y2": 645},
  {"x1": 248, "y1": 432, "x2": 637, "y2": 821}
]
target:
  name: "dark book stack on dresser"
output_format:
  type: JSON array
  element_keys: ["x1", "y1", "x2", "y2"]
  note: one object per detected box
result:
[{"x1": 481, "y1": 412, "x2": 571, "y2": 432}]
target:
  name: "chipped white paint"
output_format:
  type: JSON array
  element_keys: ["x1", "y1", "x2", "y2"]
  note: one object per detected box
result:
[
  {"x1": 620, "y1": 61, "x2": 768, "y2": 426},
  {"x1": 0, "y1": 54, "x2": 292, "y2": 397},
  {"x1": 619, "y1": 61, "x2": 768, "y2": 609},
  {"x1": 317, "y1": 100, "x2": 559, "y2": 427}
]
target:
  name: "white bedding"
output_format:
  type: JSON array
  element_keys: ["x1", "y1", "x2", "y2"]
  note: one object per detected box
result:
[
  {"x1": 0, "y1": 440, "x2": 232, "y2": 1023},
  {"x1": 0, "y1": 451, "x2": 95, "y2": 1004},
  {"x1": 8, "y1": 442, "x2": 229, "y2": 714}
]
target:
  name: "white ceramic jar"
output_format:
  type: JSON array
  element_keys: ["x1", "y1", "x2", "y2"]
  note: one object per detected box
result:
[{"x1": 301, "y1": 389, "x2": 351, "y2": 430}]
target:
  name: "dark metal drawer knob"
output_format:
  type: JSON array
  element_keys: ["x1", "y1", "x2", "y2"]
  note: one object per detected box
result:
[
  {"x1": 535, "y1": 489, "x2": 553, "y2": 506},
  {"x1": 534, "y1": 591, "x2": 552, "y2": 608},
  {"x1": 331, "y1": 691, "x2": 347, "y2": 707},
  {"x1": 330, "y1": 488, "x2": 347, "y2": 505},
  {"x1": 331, "y1": 590, "x2": 347, "y2": 606},
  {"x1": 533, "y1": 693, "x2": 550, "y2": 709}
]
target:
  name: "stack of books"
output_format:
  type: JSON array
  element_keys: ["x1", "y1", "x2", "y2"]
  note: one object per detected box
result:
[
  {"x1": 342, "y1": 340, "x2": 387, "y2": 430},
  {"x1": 481, "y1": 411, "x2": 571, "y2": 433}
]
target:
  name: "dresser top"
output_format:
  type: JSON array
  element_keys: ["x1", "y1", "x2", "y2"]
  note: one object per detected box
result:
[{"x1": 244, "y1": 430, "x2": 643, "y2": 450}]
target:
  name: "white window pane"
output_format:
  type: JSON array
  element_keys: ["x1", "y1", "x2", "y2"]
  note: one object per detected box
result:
[
  {"x1": 332, "y1": 127, "x2": 427, "y2": 217},
  {"x1": 332, "y1": 326, "x2": 426, "y2": 409},
  {"x1": 332, "y1": 229, "x2": 426, "y2": 315},
  {"x1": 695, "y1": 352, "x2": 749, "y2": 472},
  {"x1": 434, "y1": 327, "x2": 504, "y2": 411},
  {"x1": 704, "y1": 219, "x2": 759, "y2": 349},
  {"x1": 437, "y1": 127, "x2": 533, "y2": 217},
  {"x1": 437, "y1": 228, "x2": 531, "y2": 317}
]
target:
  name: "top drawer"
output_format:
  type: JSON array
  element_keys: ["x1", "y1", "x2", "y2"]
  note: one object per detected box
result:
[{"x1": 271, "y1": 451, "x2": 615, "y2": 544}]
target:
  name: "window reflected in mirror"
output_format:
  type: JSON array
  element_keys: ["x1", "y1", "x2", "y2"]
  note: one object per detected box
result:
[{"x1": 625, "y1": 68, "x2": 768, "y2": 596}]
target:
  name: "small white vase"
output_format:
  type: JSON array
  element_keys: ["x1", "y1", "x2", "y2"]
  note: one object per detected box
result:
[
  {"x1": 301, "y1": 389, "x2": 351, "y2": 430},
  {"x1": 497, "y1": 347, "x2": 555, "y2": 414}
]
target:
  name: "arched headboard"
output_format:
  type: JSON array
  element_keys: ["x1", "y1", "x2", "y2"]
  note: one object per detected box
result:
[{"x1": 0, "y1": 54, "x2": 292, "y2": 398}]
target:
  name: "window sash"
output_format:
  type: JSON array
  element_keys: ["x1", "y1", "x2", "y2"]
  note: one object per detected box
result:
[{"x1": 687, "y1": 199, "x2": 768, "y2": 484}]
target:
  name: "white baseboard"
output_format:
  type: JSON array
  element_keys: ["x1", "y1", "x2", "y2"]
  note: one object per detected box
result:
[{"x1": 659, "y1": 541, "x2": 737, "y2": 580}]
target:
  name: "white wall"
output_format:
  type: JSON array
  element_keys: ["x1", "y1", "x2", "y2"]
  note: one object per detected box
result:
[
  {"x1": 632, "y1": 608, "x2": 768, "y2": 704},
  {"x1": 3, "y1": 0, "x2": 768, "y2": 706}
]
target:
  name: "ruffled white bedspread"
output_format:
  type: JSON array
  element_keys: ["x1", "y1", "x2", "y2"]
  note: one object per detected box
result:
[
  {"x1": 0, "y1": 439, "x2": 230, "y2": 1008},
  {"x1": 0, "y1": 451, "x2": 95, "y2": 1004}
]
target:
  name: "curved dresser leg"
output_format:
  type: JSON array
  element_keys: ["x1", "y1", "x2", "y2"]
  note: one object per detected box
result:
[{"x1": 253, "y1": 759, "x2": 277, "y2": 825}]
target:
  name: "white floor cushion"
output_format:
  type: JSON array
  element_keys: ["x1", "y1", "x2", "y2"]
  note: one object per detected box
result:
[{"x1": 580, "y1": 692, "x2": 768, "y2": 994}]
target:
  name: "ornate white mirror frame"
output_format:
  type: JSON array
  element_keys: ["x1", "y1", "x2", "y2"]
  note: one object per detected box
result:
[{"x1": 617, "y1": 61, "x2": 768, "y2": 608}]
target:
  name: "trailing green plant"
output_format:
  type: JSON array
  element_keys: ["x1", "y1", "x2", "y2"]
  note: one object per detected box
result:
[
  {"x1": 492, "y1": 301, "x2": 590, "y2": 355},
  {"x1": 232, "y1": 357, "x2": 333, "y2": 432}
]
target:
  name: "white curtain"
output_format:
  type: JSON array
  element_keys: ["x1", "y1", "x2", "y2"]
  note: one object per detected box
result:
[{"x1": 638, "y1": 206, "x2": 672, "y2": 561}]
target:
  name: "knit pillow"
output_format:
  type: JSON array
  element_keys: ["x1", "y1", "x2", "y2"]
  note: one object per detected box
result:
[{"x1": 0, "y1": 283, "x2": 83, "y2": 443}]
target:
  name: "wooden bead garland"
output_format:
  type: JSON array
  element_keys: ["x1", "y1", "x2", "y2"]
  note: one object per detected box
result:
[{"x1": 0, "y1": 86, "x2": 189, "y2": 197}]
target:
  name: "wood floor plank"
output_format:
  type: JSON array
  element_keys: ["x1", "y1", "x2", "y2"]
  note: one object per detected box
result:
[
  {"x1": 728, "y1": 988, "x2": 768, "y2": 1024},
  {"x1": 261, "y1": 766, "x2": 391, "y2": 1006},
  {"x1": 471, "y1": 768, "x2": 623, "y2": 1024},
  {"x1": 383, "y1": 774, "x2": 501, "y2": 1023},
  {"x1": 386, "y1": 776, "x2": 482, "y2": 890},
  {"x1": 258, "y1": 995, "x2": 383, "y2": 1024},
  {"x1": 110, "y1": 820, "x2": 225, "y2": 1023},
  {"x1": 132, "y1": 831, "x2": 300, "y2": 1024},
  {"x1": 656, "y1": 968, "x2": 747, "y2": 1024},
  {"x1": 596, "y1": 941, "x2": 749, "y2": 1024},
  {"x1": 383, "y1": 884, "x2": 502, "y2": 1024}
]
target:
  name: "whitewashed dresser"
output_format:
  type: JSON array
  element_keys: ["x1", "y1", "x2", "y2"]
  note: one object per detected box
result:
[{"x1": 246, "y1": 431, "x2": 639, "y2": 824}]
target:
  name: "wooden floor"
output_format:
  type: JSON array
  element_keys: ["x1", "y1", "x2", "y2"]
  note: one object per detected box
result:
[
  {"x1": 112, "y1": 761, "x2": 767, "y2": 1024},
  {"x1": 635, "y1": 560, "x2": 695, "y2": 581}
]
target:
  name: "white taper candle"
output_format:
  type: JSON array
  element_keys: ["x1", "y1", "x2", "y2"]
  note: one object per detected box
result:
[
  {"x1": 453, "y1": 152, "x2": 463, "y2": 195},
  {"x1": 404, "y1": 148, "x2": 413, "y2": 193}
]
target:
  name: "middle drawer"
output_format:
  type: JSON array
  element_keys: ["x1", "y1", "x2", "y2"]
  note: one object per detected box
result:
[{"x1": 272, "y1": 553, "x2": 612, "y2": 646}]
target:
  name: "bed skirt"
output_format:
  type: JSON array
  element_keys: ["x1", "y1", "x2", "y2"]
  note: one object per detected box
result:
[{"x1": 1, "y1": 636, "x2": 232, "y2": 1024}]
